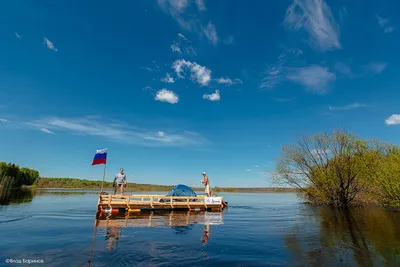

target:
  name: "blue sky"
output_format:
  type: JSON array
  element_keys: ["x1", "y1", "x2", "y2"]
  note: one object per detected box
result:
[{"x1": 0, "y1": 0, "x2": 399, "y2": 187}]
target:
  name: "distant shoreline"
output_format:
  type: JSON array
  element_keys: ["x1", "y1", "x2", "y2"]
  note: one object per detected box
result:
[{"x1": 30, "y1": 177, "x2": 298, "y2": 193}]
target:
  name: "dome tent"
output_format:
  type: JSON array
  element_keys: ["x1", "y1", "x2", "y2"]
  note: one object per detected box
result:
[
  {"x1": 166, "y1": 184, "x2": 197, "y2": 197},
  {"x1": 159, "y1": 184, "x2": 199, "y2": 203}
]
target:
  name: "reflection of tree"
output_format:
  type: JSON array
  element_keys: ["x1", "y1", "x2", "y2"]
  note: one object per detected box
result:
[
  {"x1": 0, "y1": 188, "x2": 33, "y2": 205},
  {"x1": 284, "y1": 206, "x2": 400, "y2": 266}
]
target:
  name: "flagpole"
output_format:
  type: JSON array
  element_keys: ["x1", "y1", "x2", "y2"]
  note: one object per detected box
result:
[{"x1": 101, "y1": 162, "x2": 107, "y2": 193}]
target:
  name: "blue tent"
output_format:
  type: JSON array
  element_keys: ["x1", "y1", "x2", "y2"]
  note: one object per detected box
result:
[
  {"x1": 166, "y1": 184, "x2": 197, "y2": 197},
  {"x1": 159, "y1": 184, "x2": 198, "y2": 203}
]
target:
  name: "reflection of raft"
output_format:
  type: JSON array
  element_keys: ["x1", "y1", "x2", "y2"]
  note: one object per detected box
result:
[
  {"x1": 97, "y1": 185, "x2": 228, "y2": 214},
  {"x1": 95, "y1": 210, "x2": 224, "y2": 228}
]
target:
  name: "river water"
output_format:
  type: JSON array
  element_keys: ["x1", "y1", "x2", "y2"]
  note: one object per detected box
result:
[{"x1": 1, "y1": 189, "x2": 400, "y2": 266}]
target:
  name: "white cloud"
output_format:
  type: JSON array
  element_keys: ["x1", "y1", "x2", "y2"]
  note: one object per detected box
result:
[
  {"x1": 376, "y1": 14, "x2": 396, "y2": 33},
  {"x1": 172, "y1": 59, "x2": 211, "y2": 86},
  {"x1": 386, "y1": 114, "x2": 400, "y2": 126},
  {"x1": 287, "y1": 65, "x2": 336, "y2": 93},
  {"x1": 255, "y1": 165, "x2": 259, "y2": 168},
  {"x1": 364, "y1": 62, "x2": 387, "y2": 74},
  {"x1": 44, "y1": 37, "x2": 57, "y2": 51},
  {"x1": 216, "y1": 77, "x2": 242, "y2": 86},
  {"x1": 25, "y1": 116, "x2": 206, "y2": 146},
  {"x1": 203, "y1": 22, "x2": 218, "y2": 45},
  {"x1": 41, "y1": 128, "x2": 54, "y2": 134},
  {"x1": 203, "y1": 90, "x2": 220, "y2": 101},
  {"x1": 283, "y1": 0, "x2": 340, "y2": 51},
  {"x1": 0, "y1": 118, "x2": 8, "y2": 122},
  {"x1": 328, "y1": 102, "x2": 367, "y2": 111},
  {"x1": 161, "y1": 73, "x2": 175, "y2": 83},
  {"x1": 171, "y1": 43, "x2": 181, "y2": 53},
  {"x1": 246, "y1": 169, "x2": 252, "y2": 172},
  {"x1": 155, "y1": 89, "x2": 179, "y2": 104}
]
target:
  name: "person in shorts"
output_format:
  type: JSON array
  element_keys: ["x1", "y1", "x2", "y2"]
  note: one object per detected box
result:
[
  {"x1": 201, "y1": 172, "x2": 211, "y2": 197},
  {"x1": 113, "y1": 168, "x2": 127, "y2": 195}
]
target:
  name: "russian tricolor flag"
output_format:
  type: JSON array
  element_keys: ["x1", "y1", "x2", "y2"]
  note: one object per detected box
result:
[{"x1": 92, "y1": 148, "x2": 107, "y2": 165}]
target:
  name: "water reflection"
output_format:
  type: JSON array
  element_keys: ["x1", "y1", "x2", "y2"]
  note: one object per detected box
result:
[
  {"x1": 0, "y1": 188, "x2": 103, "y2": 206},
  {"x1": 0, "y1": 188, "x2": 33, "y2": 205},
  {"x1": 87, "y1": 210, "x2": 224, "y2": 265},
  {"x1": 284, "y1": 206, "x2": 400, "y2": 266}
]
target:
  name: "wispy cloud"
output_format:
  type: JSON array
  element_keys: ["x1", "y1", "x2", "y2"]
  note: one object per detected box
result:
[
  {"x1": 15, "y1": 32, "x2": 21, "y2": 39},
  {"x1": 339, "y1": 5, "x2": 347, "y2": 24},
  {"x1": 334, "y1": 61, "x2": 386, "y2": 78},
  {"x1": 364, "y1": 62, "x2": 387, "y2": 75},
  {"x1": 286, "y1": 65, "x2": 336, "y2": 94},
  {"x1": 223, "y1": 35, "x2": 234, "y2": 45},
  {"x1": 385, "y1": 114, "x2": 400, "y2": 126},
  {"x1": 196, "y1": 0, "x2": 206, "y2": 11},
  {"x1": 334, "y1": 62, "x2": 352, "y2": 75},
  {"x1": 161, "y1": 73, "x2": 175, "y2": 83},
  {"x1": 155, "y1": 89, "x2": 179, "y2": 104},
  {"x1": 203, "y1": 90, "x2": 220, "y2": 101},
  {"x1": 141, "y1": 62, "x2": 160, "y2": 73},
  {"x1": 260, "y1": 48, "x2": 302, "y2": 89},
  {"x1": 44, "y1": 37, "x2": 57, "y2": 51},
  {"x1": 172, "y1": 59, "x2": 211, "y2": 86},
  {"x1": 376, "y1": 14, "x2": 396, "y2": 33},
  {"x1": 41, "y1": 128, "x2": 55, "y2": 134},
  {"x1": 0, "y1": 118, "x2": 8, "y2": 123},
  {"x1": 216, "y1": 77, "x2": 242, "y2": 86},
  {"x1": 142, "y1": 86, "x2": 154, "y2": 92},
  {"x1": 246, "y1": 169, "x2": 252, "y2": 172},
  {"x1": 272, "y1": 97, "x2": 294, "y2": 102},
  {"x1": 203, "y1": 22, "x2": 218, "y2": 45},
  {"x1": 328, "y1": 102, "x2": 367, "y2": 111},
  {"x1": 283, "y1": 0, "x2": 340, "y2": 51},
  {"x1": 25, "y1": 116, "x2": 206, "y2": 146},
  {"x1": 255, "y1": 165, "x2": 259, "y2": 168},
  {"x1": 171, "y1": 44, "x2": 181, "y2": 53},
  {"x1": 178, "y1": 33, "x2": 188, "y2": 41},
  {"x1": 157, "y1": 0, "x2": 218, "y2": 45},
  {"x1": 170, "y1": 33, "x2": 197, "y2": 56}
]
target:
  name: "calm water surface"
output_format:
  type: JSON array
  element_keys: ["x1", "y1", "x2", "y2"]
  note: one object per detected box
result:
[{"x1": 1, "y1": 189, "x2": 400, "y2": 266}]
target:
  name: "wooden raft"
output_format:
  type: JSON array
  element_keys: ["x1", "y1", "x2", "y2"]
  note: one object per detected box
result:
[{"x1": 97, "y1": 193, "x2": 227, "y2": 213}]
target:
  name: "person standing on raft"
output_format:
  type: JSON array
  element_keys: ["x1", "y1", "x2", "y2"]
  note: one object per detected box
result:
[
  {"x1": 201, "y1": 172, "x2": 211, "y2": 197},
  {"x1": 113, "y1": 168, "x2": 127, "y2": 195}
]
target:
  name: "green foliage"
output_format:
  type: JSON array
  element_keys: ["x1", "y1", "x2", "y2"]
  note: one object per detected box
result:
[
  {"x1": 276, "y1": 129, "x2": 400, "y2": 209},
  {"x1": 0, "y1": 162, "x2": 39, "y2": 188}
]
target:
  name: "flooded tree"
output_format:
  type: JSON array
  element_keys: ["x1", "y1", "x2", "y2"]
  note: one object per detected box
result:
[{"x1": 275, "y1": 130, "x2": 372, "y2": 207}]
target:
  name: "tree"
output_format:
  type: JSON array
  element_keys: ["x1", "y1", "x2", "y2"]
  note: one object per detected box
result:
[{"x1": 275, "y1": 129, "x2": 371, "y2": 207}]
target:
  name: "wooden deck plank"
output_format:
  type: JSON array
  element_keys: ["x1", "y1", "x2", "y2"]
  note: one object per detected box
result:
[{"x1": 97, "y1": 193, "x2": 226, "y2": 212}]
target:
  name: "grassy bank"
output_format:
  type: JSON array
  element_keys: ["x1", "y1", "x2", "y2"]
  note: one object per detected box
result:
[{"x1": 33, "y1": 177, "x2": 297, "y2": 192}]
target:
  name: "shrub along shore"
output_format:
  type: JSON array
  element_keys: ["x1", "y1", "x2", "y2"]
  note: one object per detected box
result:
[
  {"x1": 0, "y1": 164, "x2": 297, "y2": 193},
  {"x1": 32, "y1": 177, "x2": 298, "y2": 192},
  {"x1": 2, "y1": 128, "x2": 400, "y2": 210}
]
